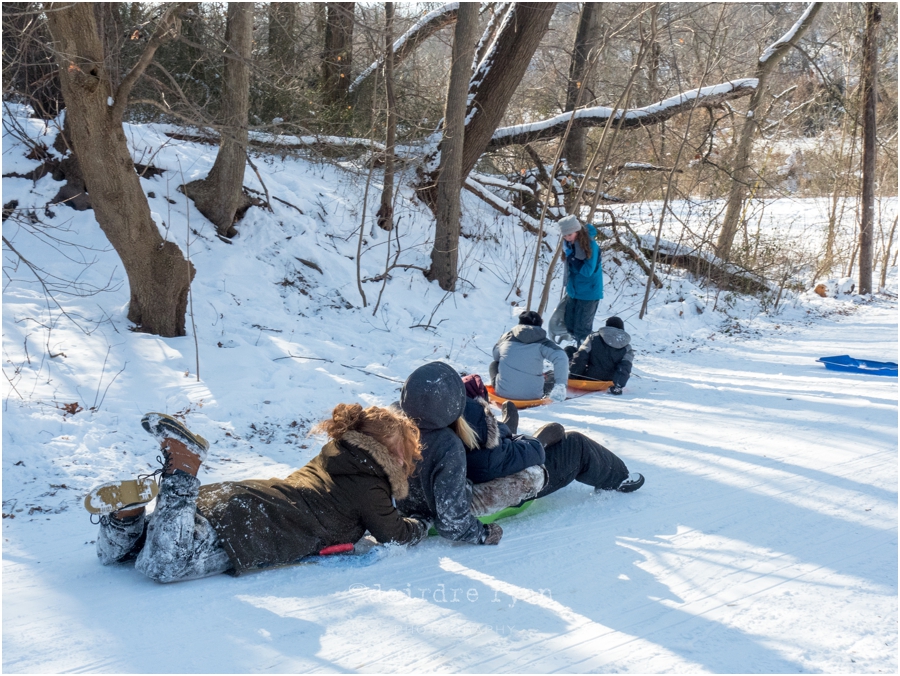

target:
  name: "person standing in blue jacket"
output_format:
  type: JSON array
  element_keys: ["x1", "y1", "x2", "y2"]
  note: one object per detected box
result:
[{"x1": 559, "y1": 214, "x2": 603, "y2": 344}]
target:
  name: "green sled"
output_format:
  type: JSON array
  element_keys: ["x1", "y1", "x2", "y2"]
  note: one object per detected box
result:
[{"x1": 427, "y1": 500, "x2": 534, "y2": 537}]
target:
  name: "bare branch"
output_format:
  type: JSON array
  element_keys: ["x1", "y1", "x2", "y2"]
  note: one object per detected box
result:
[
  {"x1": 112, "y1": 3, "x2": 192, "y2": 121},
  {"x1": 349, "y1": 2, "x2": 459, "y2": 94}
]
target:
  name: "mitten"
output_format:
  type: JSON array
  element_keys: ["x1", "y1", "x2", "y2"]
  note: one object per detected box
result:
[
  {"x1": 480, "y1": 522, "x2": 503, "y2": 545},
  {"x1": 549, "y1": 383, "x2": 567, "y2": 402},
  {"x1": 608, "y1": 385, "x2": 623, "y2": 395}
]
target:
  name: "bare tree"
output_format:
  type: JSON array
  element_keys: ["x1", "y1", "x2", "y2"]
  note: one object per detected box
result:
[
  {"x1": 2, "y1": 2, "x2": 64, "y2": 119},
  {"x1": 268, "y1": 3, "x2": 298, "y2": 71},
  {"x1": 426, "y1": 2, "x2": 479, "y2": 291},
  {"x1": 418, "y1": 2, "x2": 557, "y2": 209},
  {"x1": 563, "y1": 3, "x2": 603, "y2": 172},
  {"x1": 349, "y1": 2, "x2": 458, "y2": 96},
  {"x1": 321, "y1": 2, "x2": 355, "y2": 106},
  {"x1": 858, "y1": 3, "x2": 881, "y2": 294},
  {"x1": 714, "y1": 2, "x2": 823, "y2": 259},
  {"x1": 46, "y1": 2, "x2": 194, "y2": 337},
  {"x1": 376, "y1": 2, "x2": 396, "y2": 232},
  {"x1": 182, "y1": 3, "x2": 253, "y2": 239},
  {"x1": 459, "y1": 3, "x2": 557, "y2": 181}
]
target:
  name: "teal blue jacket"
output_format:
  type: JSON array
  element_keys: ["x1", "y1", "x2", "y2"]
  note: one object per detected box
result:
[{"x1": 564, "y1": 223, "x2": 603, "y2": 301}]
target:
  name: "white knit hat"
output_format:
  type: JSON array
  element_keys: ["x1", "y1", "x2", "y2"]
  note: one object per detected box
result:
[{"x1": 558, "y1": 214, "x2": 582, "y2": 236}]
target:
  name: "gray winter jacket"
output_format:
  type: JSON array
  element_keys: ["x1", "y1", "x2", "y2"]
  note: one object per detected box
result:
[{"x1": 492, "y1": 325, "x2": 569, "y2": 400}]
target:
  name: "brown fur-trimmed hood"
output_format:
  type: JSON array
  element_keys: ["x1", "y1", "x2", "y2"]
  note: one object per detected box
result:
[
  {"x1": 337, "y1": 430, "x2": 409, "y2": 500},
  {"x1": 462, "y1": 396, "x2": 501, "y2": 450},
  {"x1": 474, "y1": 397, "x2": 501, "y2": 448}
]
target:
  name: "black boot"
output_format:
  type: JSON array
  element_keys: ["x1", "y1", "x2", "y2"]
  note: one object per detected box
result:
[
  {"x1": 533, "y1": 422, "x2": 566, "y2": 448},
  {"x1": 500, "y1": 400, "x2": 519, "y2": 434}
]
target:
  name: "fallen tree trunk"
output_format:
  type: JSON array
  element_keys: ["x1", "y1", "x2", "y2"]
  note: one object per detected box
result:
[
  {"x1": 488, "y1": 79, "x2": 757, "y2": 148},
  {"x1": 631, "y1": 234, "x2": 774, "y2": 295}
]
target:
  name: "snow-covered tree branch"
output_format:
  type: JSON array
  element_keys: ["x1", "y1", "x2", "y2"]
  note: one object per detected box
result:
[
  {"x1": 348, "y1": 2, "x2": 459, "y2": 94},
  {"x1": 487, "y1": 79, "x2": 759, "y2": 149}
]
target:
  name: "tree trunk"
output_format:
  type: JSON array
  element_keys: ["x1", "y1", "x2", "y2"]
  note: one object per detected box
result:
[
  {"x1": 418, "y1": 2, "x2": 556, "y2": 208},
  {"x1": 182, "y1": 2, "x2": 253, "y2": 239},
  {"x1": 563, "y1": 3, "x2": 602, "y2": 172},
  {"x1": 94, "y1": 3, "x2": 124, "y2": 90},
  {"x1": 268, "y1": 3, "x2": 298, "y2": 70},
  {"x1": 460, "y1": 3, "x2": 556, "y2": 180},
  {"x1": 714, "y1": 2, "x2": 822, "y2": 259},
  {"x1": 858, "y1": 3, "x2": 880, "y2": 295},
  {"x1": 376, "y1": 3, "x2": 396, "y2": 232},
  {"x1": 46, "y1": 2, "x2": 194, "y2": 337},
  {"x1": 321, "y1": 2, "x2": 355, "y2": 105},
  {"x1": 426, "y1": 3, "x2": 479, "y2": 291}
]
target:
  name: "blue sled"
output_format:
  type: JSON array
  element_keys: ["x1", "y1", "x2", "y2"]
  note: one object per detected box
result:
[{"x1": 817, "y1": 355, "x2": 898, "y2": 377}]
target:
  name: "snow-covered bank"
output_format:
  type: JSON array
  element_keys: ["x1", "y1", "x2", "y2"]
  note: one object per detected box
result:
[{"x1": 3, "y1": 106, "x2": 897, "y2": 673}]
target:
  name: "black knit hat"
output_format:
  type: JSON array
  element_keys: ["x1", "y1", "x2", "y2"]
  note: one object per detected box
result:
[
  {"x1": 518, "y1": 311, "x2": 543, "y2": 327},
  {"x1": 400, "y1": 362, "x2": 465, "y2": 430},
  {"x1": 605, "y1": 316, "x2": 625, "y2": 330}
]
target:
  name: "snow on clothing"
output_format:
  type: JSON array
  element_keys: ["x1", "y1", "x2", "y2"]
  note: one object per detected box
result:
[
  {"x1": 397, "y1": 362, "x2": 491, "y2": 545},
  {"x1": 564, "y1": 223, "x2": 603, "y2": 301},
  {"x1": 569, "y1": 326, "x2": 634, "y2": 388},
  {"x1": 463, "y1": 396, "x2": 545, "y2": 484},
  {"x1": 97, "y1": 431, "x2": 427, "y2": 579},
  {"x1": 492, "y1": 324, "x2": 569, "y2": 400},
  {"x1": 97, "y1": 471, "x2": 233, "y2": 582}
]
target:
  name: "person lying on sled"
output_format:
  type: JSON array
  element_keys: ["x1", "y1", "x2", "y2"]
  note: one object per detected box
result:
[
  {"x1": 396, "y1": 363, "x2": 644, "y2": 548},
  {"x1": 86, "y1": 405, "x2": 428, "y2": 582},
  {"x1": 568, "y1": 315, "x2": 634, "y2": 395}
]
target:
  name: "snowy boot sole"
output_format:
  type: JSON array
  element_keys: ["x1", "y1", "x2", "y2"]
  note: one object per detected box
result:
[
  {"x1": 84, "y1": 477, "x2": 159, "y2": 515},
  {"x1": 141, "y1": 412, "x2": 209, "y2": 458}
]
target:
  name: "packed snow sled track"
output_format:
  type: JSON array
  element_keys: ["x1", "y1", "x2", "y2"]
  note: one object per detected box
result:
[{"x1": 3, "y1": 303, "x2": 896, "y2": 673}]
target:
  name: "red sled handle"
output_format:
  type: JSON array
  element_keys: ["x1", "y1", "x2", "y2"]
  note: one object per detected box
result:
[{"x1": 318, "y1": 543, "x2": 354, "y2": 556}]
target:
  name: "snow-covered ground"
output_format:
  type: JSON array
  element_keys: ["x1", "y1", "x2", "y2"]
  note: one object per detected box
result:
[{"x1": 3, "y1": 105, "x2": 897, "y2": 673}]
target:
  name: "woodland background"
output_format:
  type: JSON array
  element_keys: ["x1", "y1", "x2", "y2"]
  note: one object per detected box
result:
[{"x1": 2, "y1": 2, "x2": 898, "y2": 333}]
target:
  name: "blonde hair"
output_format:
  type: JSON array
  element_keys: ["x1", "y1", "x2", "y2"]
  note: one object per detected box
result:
[
  {"x1": 452, "y1": 416, "x2": 480, "y2": 451},
  {"x1": 312, "y1": 404, "x2": 422, "y2": 477}
]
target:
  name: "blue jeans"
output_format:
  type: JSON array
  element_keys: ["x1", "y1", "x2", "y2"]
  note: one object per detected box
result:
[
  {"x1": 96, "y1": 472, "x2": 232, "y2": 582},
  {"x1": 564, "y1": 297, "x2": 600, "y2": 345}
]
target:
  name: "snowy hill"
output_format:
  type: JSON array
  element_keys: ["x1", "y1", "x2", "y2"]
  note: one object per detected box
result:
[{"x1": 3, "y1": 106, "x2": 897, "y2": 673}]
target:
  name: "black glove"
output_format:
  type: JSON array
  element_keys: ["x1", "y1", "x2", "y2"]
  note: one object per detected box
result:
[
  {"x1": 609, "y1": 385, "x2": 623, "y2": 395},
  {"x1": 480, "y1": 522, "x2": 503, "y2": 545}
]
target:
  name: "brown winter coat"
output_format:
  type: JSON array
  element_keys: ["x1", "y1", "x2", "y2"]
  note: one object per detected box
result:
[{"x1": 195, "y1": 431, "x2": 425, "y2": 575}]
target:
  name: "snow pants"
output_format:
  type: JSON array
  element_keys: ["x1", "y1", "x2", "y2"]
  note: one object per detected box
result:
[
  {"x1": 564, "y1": 298, "x2": 600, "y2": 345},
  {"x1": 537, "y1": 430, "x2": 629, "y2": 498},
  {"x1": 96, "y1": 471, "x2": 233, "y2": 582}
]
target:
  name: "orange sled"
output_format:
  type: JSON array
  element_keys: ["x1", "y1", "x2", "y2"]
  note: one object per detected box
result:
[
  {"x1": 486, "y1": 385, "x2": 552, "y2": 410},
  {"x1": 567, "y1": 378, "x2": 614, "y2": 391}
]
